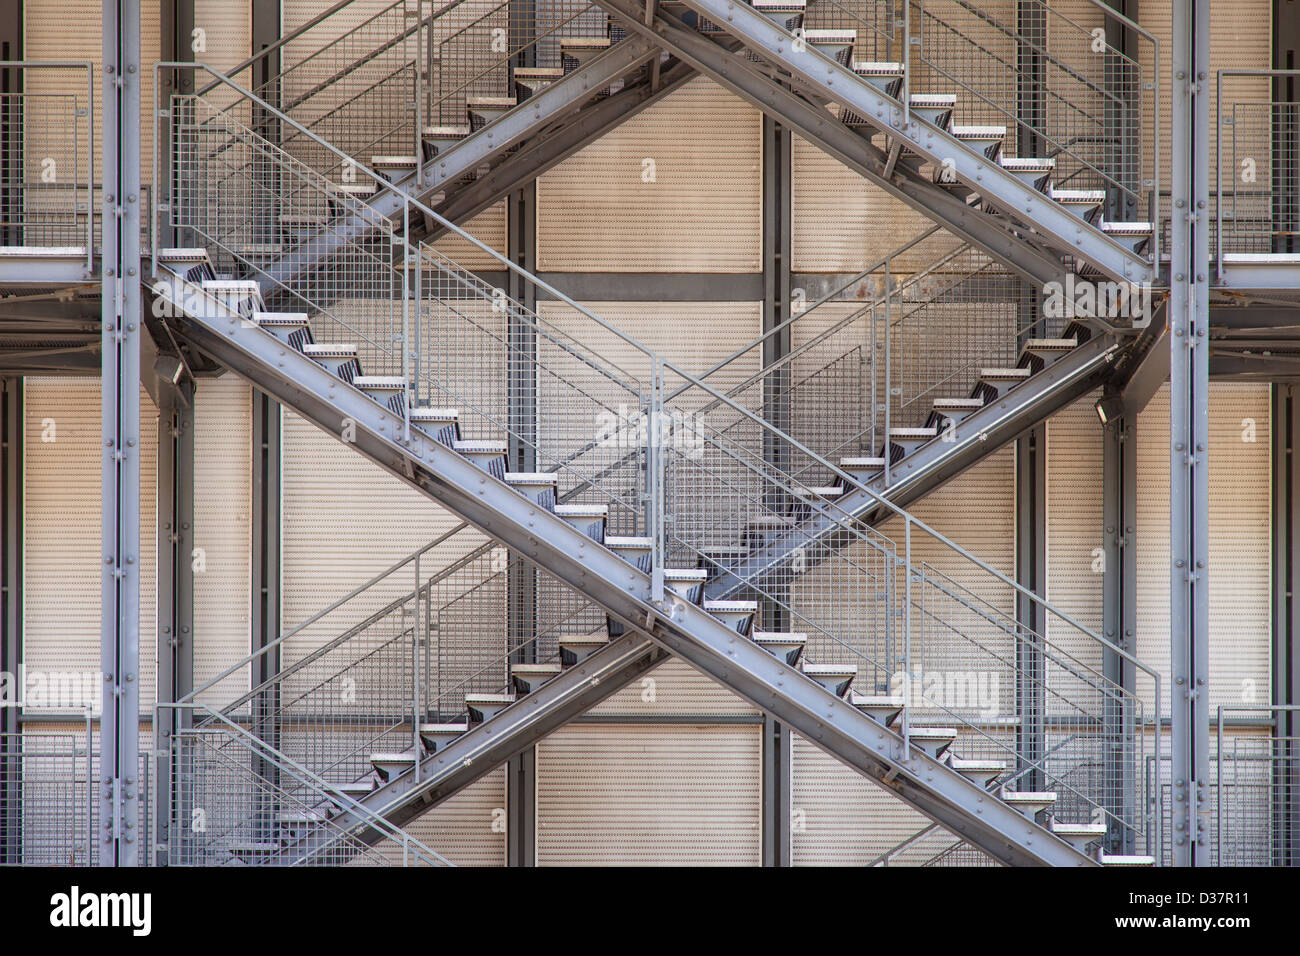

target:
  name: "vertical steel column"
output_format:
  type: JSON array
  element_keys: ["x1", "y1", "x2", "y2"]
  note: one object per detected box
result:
[
  {"x1": 1102, "y1": 399, "x2": 1137, "y2": 854},
  {"x1": 760, "y1": 112, "x2": 793, "y2": 864},
  {"x1": 1169, "y1": 0, "x2": 1211, "y2": 868},
  {"x1": 505, "y1": 183, "x2": 537, "y2": 866},
  {"x1": 0, "y1": 4, "x2": 23, "y2": 247},
  {"x1": 100, "y1": 0, "x2": 143, "y2": 868},
  {"x1": 251, "y1": 391, "x2": 281, "y2": 775},
  {"x1": 1014, "y1": 425, "x2": 1046, "y2": 792},
  {"x1": 1271, "y1": 385, "x2": 1299, "y2": 866},
  {"x1": 0, "y1": 377, "x2": 22, "y2": 864},
  {"x1": 1273, "y1": 0, "x2": 1297, "y2": 255},
  {"x1": 153, "y1": 383, "x2": 193, "y2": 865}
]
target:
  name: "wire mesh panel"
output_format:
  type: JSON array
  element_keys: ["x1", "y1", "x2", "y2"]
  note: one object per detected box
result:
[
  {"x1": 1215, "y1": 709, "x2": 1300, "y2": 867},
  {"x1": 0, "y1": 63, "x2": 94, "y2": 251},
  {"x1": 1220, "y1": 94, "x2": 1300, "y2": 255},
  {"x1": 0, "y1": 733, "x2": 91, "y2": 866}
]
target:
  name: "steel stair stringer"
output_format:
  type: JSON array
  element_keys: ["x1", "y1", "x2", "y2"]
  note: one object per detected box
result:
[
  {"x1": 706, "y1": 327, "x2": 1123, "y2": 601},
  {"x1": 151, "y1": 274, "x2": 1096, "y2": 868},
  {"x1": 587, "y1": 0, "x2": 1069, "y2": 287}
]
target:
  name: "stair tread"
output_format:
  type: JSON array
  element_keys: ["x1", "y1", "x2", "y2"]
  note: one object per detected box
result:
[
  {"x1": 1000, "y1": 156, "x2": 1055, "y2": 169},
  {"x1": 753, "y1": 631, "x2": 808, "y2": 642},
  {"x1": 853, "y1": 60, "x2": 903, "y2": 73},
  {"x1": 890, "y1": 427, "x2": 938, "y2": 437},
  {"x1": 1001, "y1": 790, "x2": 1058, "y2": 801},
  {"x1": 558, "y1": 634, "x2": 610, "y2": 645},
  {"x1": 371, "y1": 155, "x2": 418, "y2": 165},
  {"x1": 1024, "y1": 337, "x2": 1078, "y2": 349},
  {"x1": 353, "y1": 375, "x2": 407, "y2": 387},
  {"x1": 1101, "y1": 220, "x2": 1154, "y2": 233},
  {"x1": 906, "y1": 726, "x2": 958, "y2": 736},
  {"x1": 933, "y1": 397, "x2": 984, "y2": 408},
  {"x1": 560, "y1": 37, "x2": 613, "y2": 48},
  {"x1": 952, "y1": 124, "x2": 1007, "y2": 137},
  {"x1": 513, "y1": 67, "x2": 566, "y2": 78},
  {"x1": 664, "y1": 568, "x2": 708, "y2": 579},
  {"x1": 409, "y1": 407, "x2": 459, "y2": 419},
  {"x1": 802, "y1": 661, "x2": 859, "y2": 674},
  {"x1": 849, "y1": 693, "x2": 905, "y2": 705},
  {"x1": 253, "y1": 311, "x2": 308, "y2": 323},
  {"x1": 511, "y1": 662, "x2": 563, "y2": 673},
  {"x1": 202, "y1": 279, "x2": 260, "y2": 291},
  {"x1": 704, "y1": 599, "x2": 759, "y2": 611},
  {"x1": 423, "y1": 125, "x2": 471, "y2": 136},
  {"x1": 841, "y1": 456, "x2": 887, "y2": 466},
  {"x1": 910, "y1": 93, "x2": 957, "y2": 106},
  {"x1": 466, "y1": 96, "x2": 518, "y2": 107},
  {"x1": 604, "y1": 534, "x2": 653, "y2": 546},
  {"x1": 419, "y1": 722, "x2": 470, "y2": 732},
  {"x1": 464, "y1": 692, "x2": 516, "y2": 703},
  {"x1": 302, "y1": 343, "x2": 358, "y2": 356},
  {"x1": 453, "y1": 439, "x2": 507, "y2": 451},
  {"x1": 1051, "y1": 188, "x2": 1106, "y2": 202},
  {"x1": 949, "y1": 758, "x2": 1006, "y2": 770},
  {"x1": 1098, "y1": 853, "x2": 1155, "y2": 865},
  {"x1": 980, "y1": 367, "x2": 1032, "y2": 377}
]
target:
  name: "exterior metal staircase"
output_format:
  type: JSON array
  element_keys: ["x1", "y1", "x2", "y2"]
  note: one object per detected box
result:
[
  {"x1": 147, "y1": 70, "x2": 1165, "y2": 866},
  {"x1": 588, "y1": 0, "x2": 1156, "y2": 288}
]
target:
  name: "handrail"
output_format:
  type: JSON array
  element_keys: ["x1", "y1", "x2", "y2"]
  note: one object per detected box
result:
[
  {"x1": 159, "y1": 63, "x2": 1156, "y2": 680},
  {"x1": 181, "y1": 520, "x2": 477, "y2": 703},
  {"x1": 157, "y1": 700, "x2": 454, "y2": 866}
]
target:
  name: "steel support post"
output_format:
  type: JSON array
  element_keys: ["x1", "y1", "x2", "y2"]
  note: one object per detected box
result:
[
  {"x1": 1102, "y1": 400, "x2": 1137, "y2": 854},
  {"x1": 0, "y1": 377, "x2": 21, "y2": 864},
  {"x1": 505, "y1": 183, "x2": 538, "y2": 865},
  {"x1": 1272, "y1": 385, "x2": 1300, "y2": 866},
  {"x1": 100, "y1": 0, "x2": 144, "y2": 868},
  {"x1": 762, "y1": 714, "x2": 793, "y2": 866},
  {"x1": 1169, "y1": 0, "x2": 1212, "y2": 867},
  {"x1": 153, "y1": 382, "x2": 193, "y2": 865},
  {"x1": 1014, "y1": 424, "x2": 1046, "y2": 793}
]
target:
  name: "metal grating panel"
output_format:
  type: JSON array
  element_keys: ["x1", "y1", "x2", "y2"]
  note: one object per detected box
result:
[
  {"x1": 22, "y1": 378, "x2": 158, "y2": 714},
  {"x1": 1045, "y1": 390, "x2": 1105, "y2": 675},
  {"x1": 191, "y1": 374, "x2": 252, "y2": 710},
  {"x1": 24, "y1": 0, "x2": 161, "y2": 186},
  {"x1": 535, "y1": 724, "x2": 762, "y2": 865},
  {"x1": 537, "y1": 77, "x2": 762, "y2": 273}
]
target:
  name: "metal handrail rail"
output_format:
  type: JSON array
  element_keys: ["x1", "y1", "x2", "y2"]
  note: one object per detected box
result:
[
  {"x1": 1214, "y1": 69, "x2": 1300, "y2": 282},
  {"x1": 0, "y1": 61, "x2": 95, "y2": 268}
]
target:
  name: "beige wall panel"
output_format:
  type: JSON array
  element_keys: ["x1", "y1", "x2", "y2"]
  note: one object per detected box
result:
[
  {"x1": 537, "y1": 77, "x2": 762, "y2": 273},
  {"x1": 536, "y1": 724, "x2": 761, "y2": 865}
]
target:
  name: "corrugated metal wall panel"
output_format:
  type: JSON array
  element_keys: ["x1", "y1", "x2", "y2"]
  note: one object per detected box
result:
[
  {"x1": 587, "y1": 658, "x2": 757, "y2": 716},
  {"x1": 24, "y1": 2, "x2": 161, "y2": 186},
  {"x1": 791, "y1": 136, "x2": 938, "y2": 274},
  {"x1": 1136, "y1": 383, "x2": 1272, "y2": 716},
  {"x1": 430, "y1": 203, "x2": 508, "y2": 270},
  {"x1": 192, "y1": 375, "x2": 253, "y2": 709},
  {"x1": 23, "y1": 379, "x2": 158, "y2": 711},
  {"x1": 536, "y1": 77, "x2": 762, "y2": 273},
  {"x1": 1045, "y1": 391, "x2": 1105, "y2": 674},
  {"x1": 535, "y1": 724, "x2": 761, "y2": 865}
]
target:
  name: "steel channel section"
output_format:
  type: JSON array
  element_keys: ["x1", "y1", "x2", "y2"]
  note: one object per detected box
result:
[
  {"x1": 705, "y1": 332, "x2": 1120, "y2": 602},
  {"x1": 665, "y1": 0, "x2": 1151, "y2": 284},
  {"x1": 100, "y1": 0, "x2": 143, "y2": 868},
  {"x1": 258, "y1": 39, "x2": 662, "y2": 295},
  {"x1": 160, "y1": 283, "x2": 1095, "y2": 866},
  {"x1": 1014, "y1": 426, "x2": 1046, "y2": 793},
  {"x1": 1169, "y1": 0, "x2": 1212, "y2": 867},
  {"x1": 153, "y1": 386, "x2": 195, "y2": 865},
  {"x1": 592, "y1": 0, "x2": 1069, "y2": 288}
]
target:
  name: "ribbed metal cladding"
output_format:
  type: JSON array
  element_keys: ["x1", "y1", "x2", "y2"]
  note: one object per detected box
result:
[
  {"x1": 536, "y1": 77, "x2": 762, "y2": 273},
  {"x1": 1135, "y1": 383, "x2": 1272, "y2": 717},
  {"x1": 22, "y1": 378, "x2": 158, "y2": 712},
  {"x1": 191, "y1": 375, "x2": 253, "y2": 710},
  {"x1": 535, "y1": 724, "x2": 761, "y2": 865},
  {"x1": 1044, "y1": 391, "x2": 1106, "y2": 676},
  {"x1": 790, "y1": 136, "x2": 937, "y2": 274},
  {"x1": 586, "y1": 658, "x2": 757, "y2": 716}
]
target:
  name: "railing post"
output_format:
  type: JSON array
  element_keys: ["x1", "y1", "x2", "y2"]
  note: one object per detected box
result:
[
  {"x1": 883, "y1": 258, "x2": 892, "y2": 487},
  {"x1": 902, "y1": 517, "x2": 912, "y2": 757},
  {"x1": 902, "y1": 0, "x2": 911, "y2": 130},
  {"x1": 413, "y1": 550, "x2": 421, "y2": 784},
  {"x1": 402, "y1": 200, "x2": 412, "y2": 443}
]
